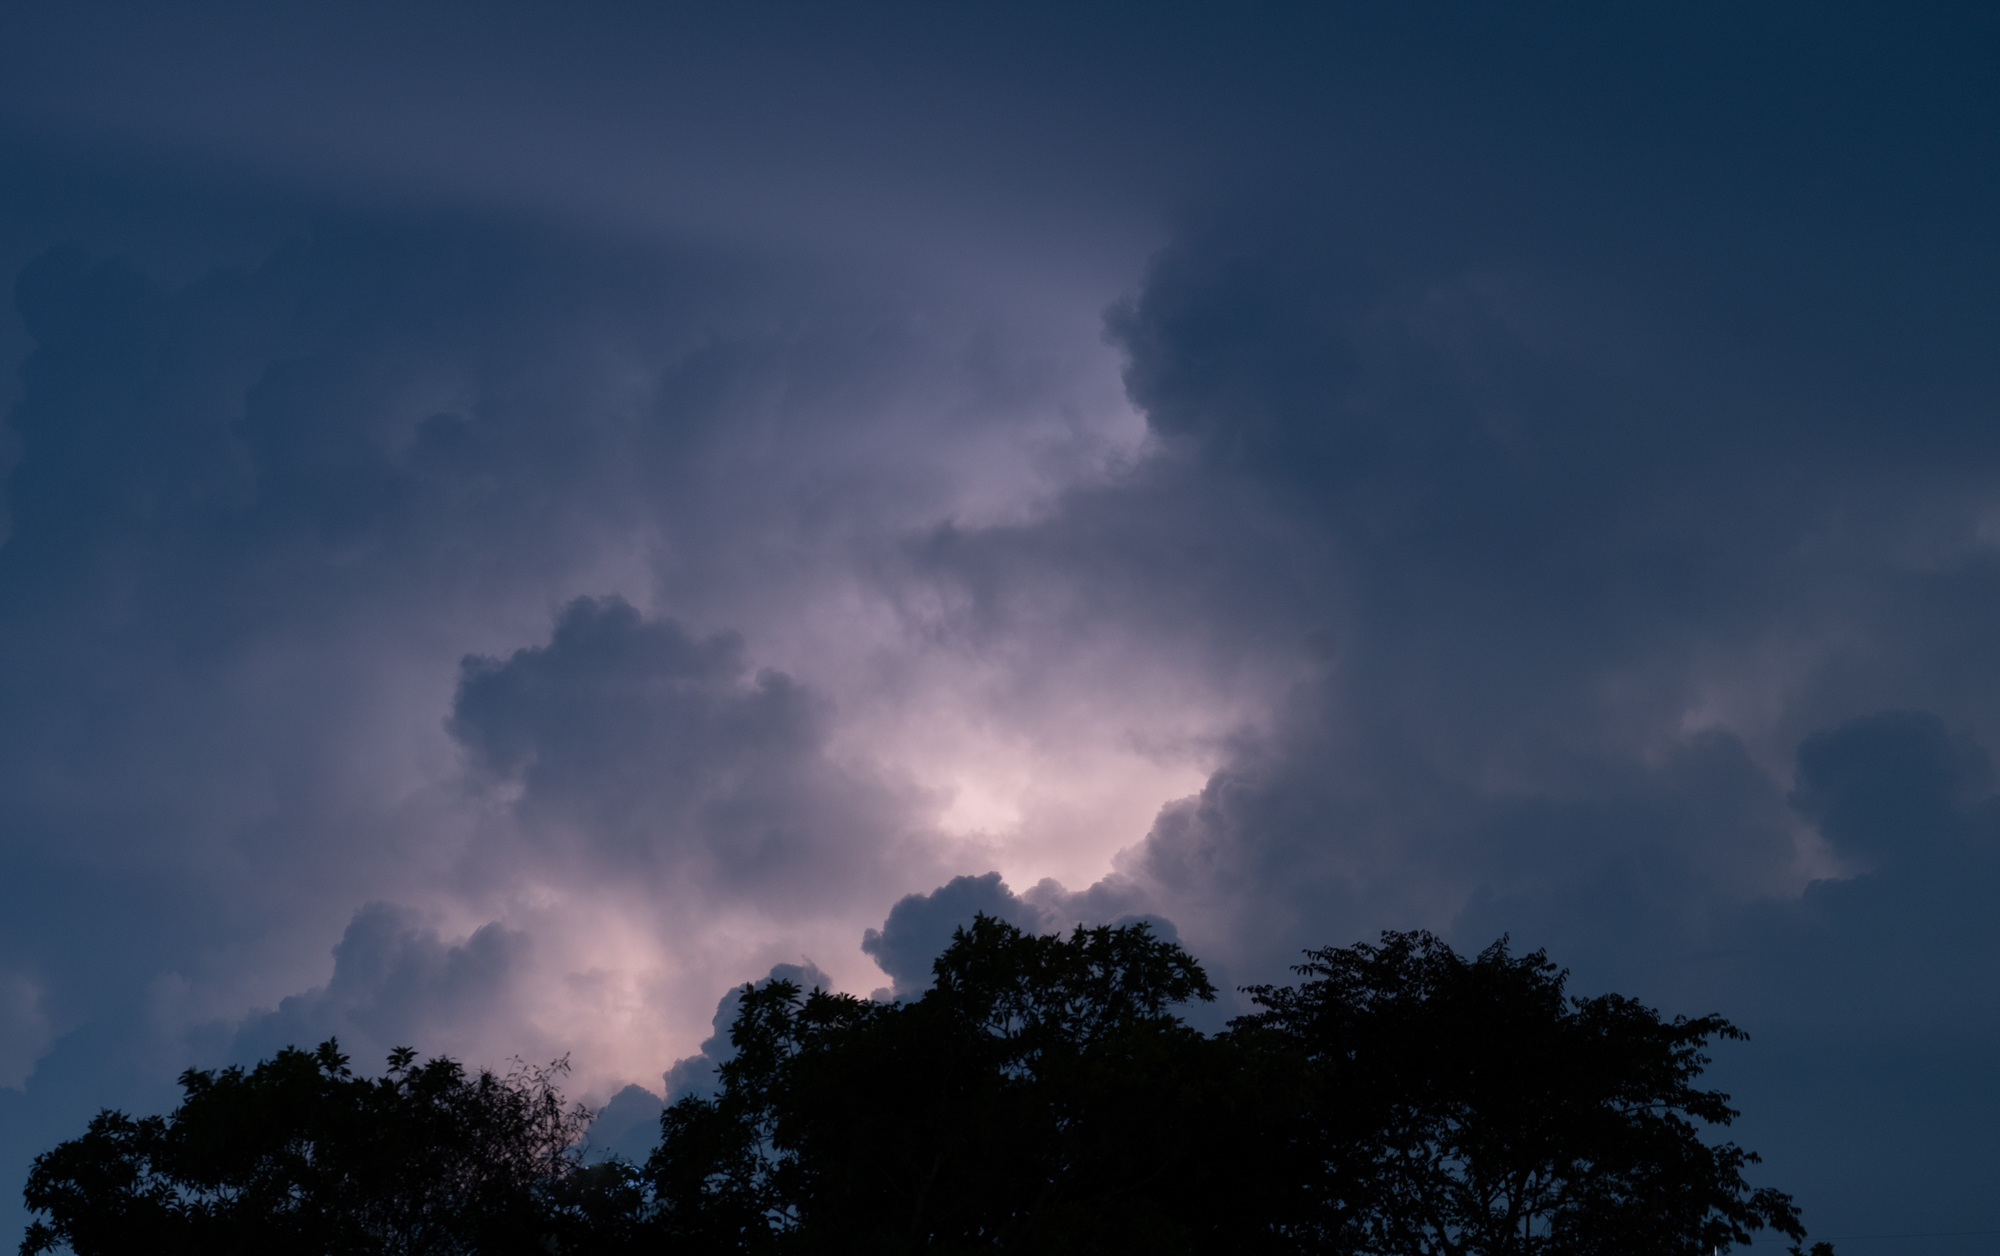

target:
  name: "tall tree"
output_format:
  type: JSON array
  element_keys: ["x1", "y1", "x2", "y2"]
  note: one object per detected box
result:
[
  {"x1": 1232, "y1": 931, "x2": 1809, "y2": 1256},
  {"x1": 645, "y1": 915, "x2": 1224, "y2": 1253}
]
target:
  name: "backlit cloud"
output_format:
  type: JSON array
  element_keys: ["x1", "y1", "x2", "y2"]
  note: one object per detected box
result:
[{"x1": 4, "y1": 3, "x2": 2000, "y2": 1244}]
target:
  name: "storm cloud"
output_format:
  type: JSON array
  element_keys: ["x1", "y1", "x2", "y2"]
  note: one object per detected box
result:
[
  {"x1": 450, "y1": 595, "x2": 929, "y2": 904},
  {"x1": 893, "y1": 220, "x2": 2000, "y2": 1225},
  {"x1": 3, "y1": 2, "x2": 2000, "y2": 1247}
]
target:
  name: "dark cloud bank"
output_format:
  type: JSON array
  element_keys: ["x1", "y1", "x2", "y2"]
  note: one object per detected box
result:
[
  {"x1": 971, "y1": 230, "x2": 2000, "y2": 1227},
  {"x1": 4, "y1": 3, "x2": 2000, "y2": 1249}
]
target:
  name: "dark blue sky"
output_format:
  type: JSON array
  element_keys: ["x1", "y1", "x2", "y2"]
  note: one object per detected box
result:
[{"x1": 3, "y1": 2, "x2": 1999, "y2": 1246}]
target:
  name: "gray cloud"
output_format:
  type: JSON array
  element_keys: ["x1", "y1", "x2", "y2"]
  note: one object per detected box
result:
[
  {"x1": 583, "y1": 1083, "x2": 669, "y2": 1166},
  {"x1": 861, "y1": 871, "x2": 1176, "y2": 1000},
  {"x1": 450, "y1": 596, "x2": 929, "y2": 906},
  {"x1": 861, "y1": 873, "x2": 1042, "y2": 999},
  {"x1": 897, "y1": 225, "x2": 2000, "y2": 1232},
  {"x1": 231, "y1": 904, "x2": 534, "y2": 1070},
  {"x1": 0, "y1": 205, "x2": 1095, "y2": 1235},
  {"x1": 6, "y1": 4, "x2": 2000, "y2": 1246}
]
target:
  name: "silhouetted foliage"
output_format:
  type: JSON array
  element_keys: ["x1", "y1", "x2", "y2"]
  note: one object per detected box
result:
[
  {"x1": 20, "y1": 1040, "x2": 625, "y2": 1256},
  {"x1": 646, "y1": 920, "x2": 1822, "y2": 1255},
  {"x1": 22, "y1": 922, "x2": 1828, "y2": 1256},
  {"x1": 645, "y1": 916, "x2": 1223, "y2": 1252},
  {"x1": 1230, "y1": 930, "x2": 1809, "y2": 1256}
]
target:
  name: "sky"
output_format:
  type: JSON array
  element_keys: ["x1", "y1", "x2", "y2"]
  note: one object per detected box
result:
[{"x1": 1, "y1": 0, "x2": 1998, "y2": 1245}]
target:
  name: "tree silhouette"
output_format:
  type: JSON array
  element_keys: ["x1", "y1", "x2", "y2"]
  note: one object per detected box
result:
[
  {"x1": 645, "y1": 921, "x2": 1825, "y2": 1255},
  {"x1": 20, "y1": 1040, "x2": 612, "y2": 1256},
  {"x1": 1231, "y1": 931, "x2": 1809, "y2": 1256},
  {"x1": 21, "y1": 922, "x2": 1830, "y2": 1255},
  {"x1": 645, "y1": 915, "x2": 1223, "y2": 1252}
]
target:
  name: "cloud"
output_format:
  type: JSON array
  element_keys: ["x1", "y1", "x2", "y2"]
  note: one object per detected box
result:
[
  {"x1": 885, "y1": 223, "x2": 2000, "y2": 1229},
  {"x1": 6, "y1": 6, "x2": 2000, "y2": 1242},
  {"x1": 449, "y1": 596, "x2": 930, "y2": 907},
  {"x1": 583, "y1": 1084, "x2": 669, "y2": 1166},
  {"x1": 0, "y1": 207, "x2": 1130, "y2": 1235},
  {"x1": 860, "y1": 871, "x2": 1177, "y2": 999},
  {"x1": 230, "y1": 904, "x2": 535, "y2": 1071},
  {"x1": 892, "y1": 226, "x2": 2000, "y2": 984},
  {"x1": 1789, "y1": 711, "x2": 1993, "y2": 872},
  {"x1": 861, "y1": 873, "x2": 1043, "y2": 998},
  {"x1": 0, "y1": 969, "x2": 49, "y2": 1091}
]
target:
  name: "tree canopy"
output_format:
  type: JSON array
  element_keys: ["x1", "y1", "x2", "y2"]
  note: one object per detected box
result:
[
  {"x1": 21, "y1": 920, "x2": 1831, "y2": 1256},
  {"x1": 19, "y1": 1041, "x2": 623, "y2": 1256},
  {"x1": 647, "y1": 915, "x2": 1226, "y2": 1252},
  {"x1": 1230, "y1": 931, "x2": 1811, "y2": 1256}
]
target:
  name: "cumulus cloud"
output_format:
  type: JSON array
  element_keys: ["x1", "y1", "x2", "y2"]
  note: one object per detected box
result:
[
  {"x1": 450, "y1": 595, "x2": 931, "y2": 907},
  {"x1": 231, "y1": 904, "x2": 536, "y2": 1071},
  {"x1": 860, "y1": 871, "x2": 1177, "y2": 999},
  {"x1": 583, "y1": 1083, "x2": 670, "y2": 1166},
  {"x1": 860, "y1": 873, "x2": 1043, "y2": 998},
  {"x1": 0, "y1": 202, "x2": 1146, "y2": 1236},
  {"x1": 895, "y1": 226, "x2": 2000, "y2": 1222},
  {"x1": 897, "y1": 226, "x2": 2000, "y2": 975},
  {"x1": 6, "y1": 4, "x2": 2000, "y2": 1243}
]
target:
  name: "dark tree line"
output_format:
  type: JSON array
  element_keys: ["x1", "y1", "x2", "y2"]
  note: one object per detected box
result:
[
  {"x1": 18, "y1": 1041, "x2": 636, "y2": 1255},
  {"x1": 21, "y1": 920, "x2": 1832, "y2": 1255}
]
